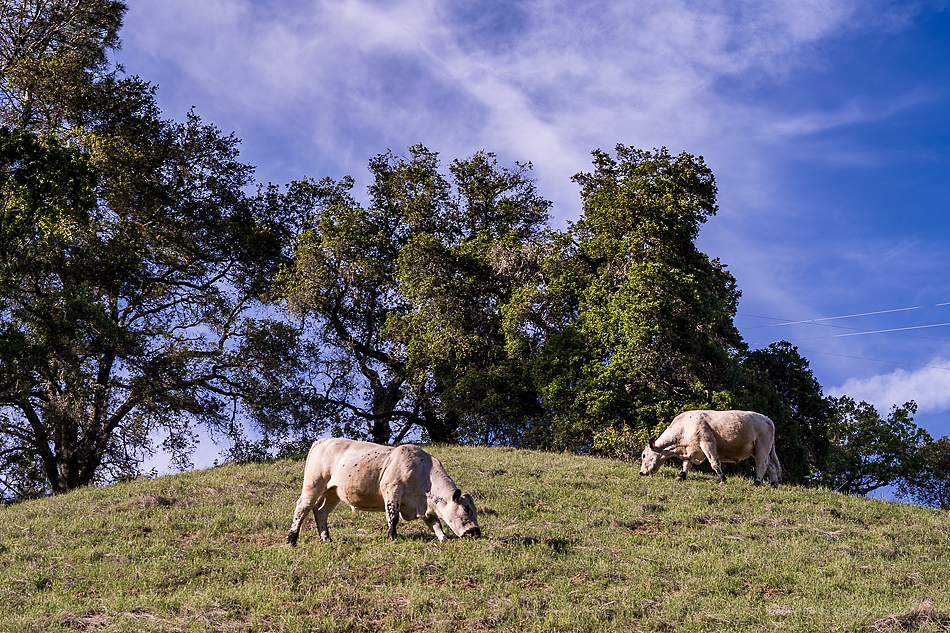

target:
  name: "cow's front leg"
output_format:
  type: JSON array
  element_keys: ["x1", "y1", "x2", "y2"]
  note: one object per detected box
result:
[
  {"x1": 678, "y1": 461, "x2": 692, "y2": 480},
  {"x1": 423, "y1": 515, "x2": 448, "y2": 543},
  {"x1": 288, "y1": 484, "x2": 326, "y2": 546}
]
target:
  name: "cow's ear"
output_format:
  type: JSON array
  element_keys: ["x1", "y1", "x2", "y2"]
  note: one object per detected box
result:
[
  {"x1": 452, "y1": 488, "x2": 462, "y2": 502},
  {"x1": 648, "y1": 437, "x2": 656, "y2": 450}
]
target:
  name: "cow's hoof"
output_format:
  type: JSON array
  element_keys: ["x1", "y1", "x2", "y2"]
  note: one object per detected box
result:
[
  {"x1": 676, "y1": 473, "x2": 687, "y2": 481},
  {"x1": 770, "y1": 482, "x2": 779, "y2": 489},
  {"x1": 287, "y1": 532, "x2": 299, "y2": 547},
  {"x1": 754, "y1": 479, "x2": 762, "y2": 486}
]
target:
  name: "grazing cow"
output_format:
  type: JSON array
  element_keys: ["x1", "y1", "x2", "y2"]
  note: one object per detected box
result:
[
  {"x1": 287, "y1": 438, "x2": 481, "y2": 545},
  {"x1": 639, "y1": 410, "x2": 781, "y2": 486}
]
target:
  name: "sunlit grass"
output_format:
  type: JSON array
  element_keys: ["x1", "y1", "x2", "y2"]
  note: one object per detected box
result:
[{"x1": 1, "y1": 445, "x2": 948, "y2": 631}]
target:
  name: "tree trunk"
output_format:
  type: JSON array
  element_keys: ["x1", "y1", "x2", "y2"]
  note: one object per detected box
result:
[
  {"x1": 367, "y1": 375, "x2": 405, "y2": 445},
  {"x1": 43, "y1": 399, "x2": 101, "y2": 493},
  {"x1": 369, "y1": 416, "x2": 392, "y2": 445}
]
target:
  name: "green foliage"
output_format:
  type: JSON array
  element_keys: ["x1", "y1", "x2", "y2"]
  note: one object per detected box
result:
[
  {"x1": 277, "y1": 143, "x2": 841, "y2": 474},
  {"x1": 519, "y1": 146, "x2": 744, "y2": 450},
  {"x1": 0, "y1": 126, "x2": 95, "y2": 287},
  {"x1": 0, "y1": 7, "x2": 312, "y2": 497},
  {"x1": 1, "y1": 446, "x2": 949, "y2": 631},
  {"x1": 818, "y1": 397, "x2": 931, "y2": 496},
  {"x1": 898, "y1": 435, "x2": 950, "y2": 510},
  {"x1": 0, "y1": 0, "x2": 125, "y2": 72},
  {"x1": 390, "y1": 149, "x2": 552, "y2": 445},
  {"x1": 278, "y1": 146, "x2": 551, "y2": 445},
  {"x1": 0, "y1": 1, "x2": 127, "y2": 130}
]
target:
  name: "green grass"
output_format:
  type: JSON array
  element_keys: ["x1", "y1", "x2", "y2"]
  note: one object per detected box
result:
[{"x1": 1, "y1": 445, "x2": 949, "y2": 632}]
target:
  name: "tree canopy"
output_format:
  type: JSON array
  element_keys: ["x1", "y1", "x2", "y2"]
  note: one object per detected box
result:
[
  {"x1": 0, "y1": 0, "x2": 310, "y2": 497},
  {"x1": 818, "y1": 397, "x2": 930, "y2": 496},
  {"x1": 277, "y1": 145, "x2": 551, "y2": 445},
  {"x1": 1, "y1": 1, "x2": 942, "y2": 506},
  {"x1": 278, "y1": 145, "x2": 778, "y2": 456}
]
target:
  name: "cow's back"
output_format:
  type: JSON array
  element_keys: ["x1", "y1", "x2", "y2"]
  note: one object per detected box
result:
[
  {"x1": 673, "y1": 410, "x2": 774, "y2": 460},
  {"x1": 303, "y1": 439, "x2": 395, "y2": 507}
]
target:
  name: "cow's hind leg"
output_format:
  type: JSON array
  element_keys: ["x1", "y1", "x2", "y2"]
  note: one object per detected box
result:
[
  {"x1": 382, "y1": 485, "x2": 403, "y2": 540},
  {"x1": 753, "y1": 440, "x2": 772, "y2": 486},
  {"x1": 765, "y1": 459, "x2": 778, "y2": 488},
  {"x1": 764, "y1": 455, "x2": 779, "y2": 488},
  {"x1": 314, "y1": 488, "x2": 340, "y2": 542},
  {"x1": 288, "y1": 481, "x2": 327, "y2": 546}
]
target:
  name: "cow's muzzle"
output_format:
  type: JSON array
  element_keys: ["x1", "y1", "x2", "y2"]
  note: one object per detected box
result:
[{"x1": 462, "y1": 526, "x2": 481, "y2": 538}]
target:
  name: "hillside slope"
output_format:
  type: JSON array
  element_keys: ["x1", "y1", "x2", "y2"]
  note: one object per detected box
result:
[{"x1": 1, "y1": 445, "x2": 948, "y2": 632}]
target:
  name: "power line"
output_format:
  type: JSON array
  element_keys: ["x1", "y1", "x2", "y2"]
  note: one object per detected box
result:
[
  {"x1": 745, "y1": 319, "x2": 950, "y2": 342},
  {"x1": 753, "y1": 321, "x2": 950, "y2": 343},
  {"x1": 739, "y1": 301, "x2": 950, "y2": 329},
  {"x1": 740, "y1": 302, "x2": 950, "y2": 372},
  {"x1": 794, "y1": 349, "x2": 950, "y2": 373}
]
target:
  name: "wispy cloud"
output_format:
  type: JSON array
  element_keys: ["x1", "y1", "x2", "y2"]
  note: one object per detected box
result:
[
  {"x1": 829, "y1": 358, "x2": 950, "y2": 414},
  {"x1": 118, "y1": 0, "x2": 928, "y2": 208},
  {"x1": 118, "y1": 0, "x2": 948, "y2": 387}
]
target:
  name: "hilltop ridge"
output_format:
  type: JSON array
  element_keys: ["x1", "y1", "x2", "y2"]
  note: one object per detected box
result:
[{"x1": 1, "y1": 445, "x2": 948, "y2": 632}]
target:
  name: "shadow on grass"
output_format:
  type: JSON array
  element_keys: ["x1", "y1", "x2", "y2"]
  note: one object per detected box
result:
[{"x1": 491, "y1": 536, "x2": 573, "y2": 553}]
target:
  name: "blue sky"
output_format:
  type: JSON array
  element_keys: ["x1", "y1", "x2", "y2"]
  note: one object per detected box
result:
[{"x1": 114, "y1": 0, "x2": 950, "y2": 462}]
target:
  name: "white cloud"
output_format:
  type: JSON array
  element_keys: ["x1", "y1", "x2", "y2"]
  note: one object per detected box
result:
[
  {"x1": 829, "y1": 359, "x2": 950, "y2": 414},
  {"x1": 117, "y1": 0, "x2": 929, "y2": 213}
]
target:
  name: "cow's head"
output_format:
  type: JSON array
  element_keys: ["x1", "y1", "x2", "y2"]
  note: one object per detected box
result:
[
  {"x1": 639, "y1": 437, "x2": 676, "y2": 476},
  {"x1": 437, "y1": 488, "x2": 481, "y2": 538}
]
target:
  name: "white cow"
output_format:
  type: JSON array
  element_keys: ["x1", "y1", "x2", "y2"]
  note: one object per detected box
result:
[
  {"x1": 287, "y1": 438, "x2": 481, "y2": 545},
  {"x1": 639, "y1": 410, "x2": 781, "y2": 486}
]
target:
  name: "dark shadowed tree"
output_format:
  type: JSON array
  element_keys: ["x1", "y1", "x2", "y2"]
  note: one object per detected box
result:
[
  {"x1": 818, "y1": 397, "x2": 930, "y2": 496},
  {"x1": 897, "y1": 435, "x2": 950, "y2": 510},
  {"x1": 0, "y1": 126, "x2": 96, "y2": 497},
  {"x1": 737, "y1": 341, "x2": 832, "y2": 484}
]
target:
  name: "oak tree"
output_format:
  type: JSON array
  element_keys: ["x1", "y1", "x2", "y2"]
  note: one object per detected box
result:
[
  {"x1": 818, "y1": 397, "x2": 930, "y2": 496},
  {"x1": 0, "y1": 2, "x2": 308, "y2": 496}
]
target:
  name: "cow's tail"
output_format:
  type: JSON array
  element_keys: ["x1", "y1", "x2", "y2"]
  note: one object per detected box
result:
[{"x1": 770, "y1": 442, "x2": 782, "y2": 481}]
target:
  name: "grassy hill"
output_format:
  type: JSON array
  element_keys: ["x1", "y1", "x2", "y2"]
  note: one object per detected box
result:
[{"x1": 1, "y1": 445, "x2": 949, "y2": 632}]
